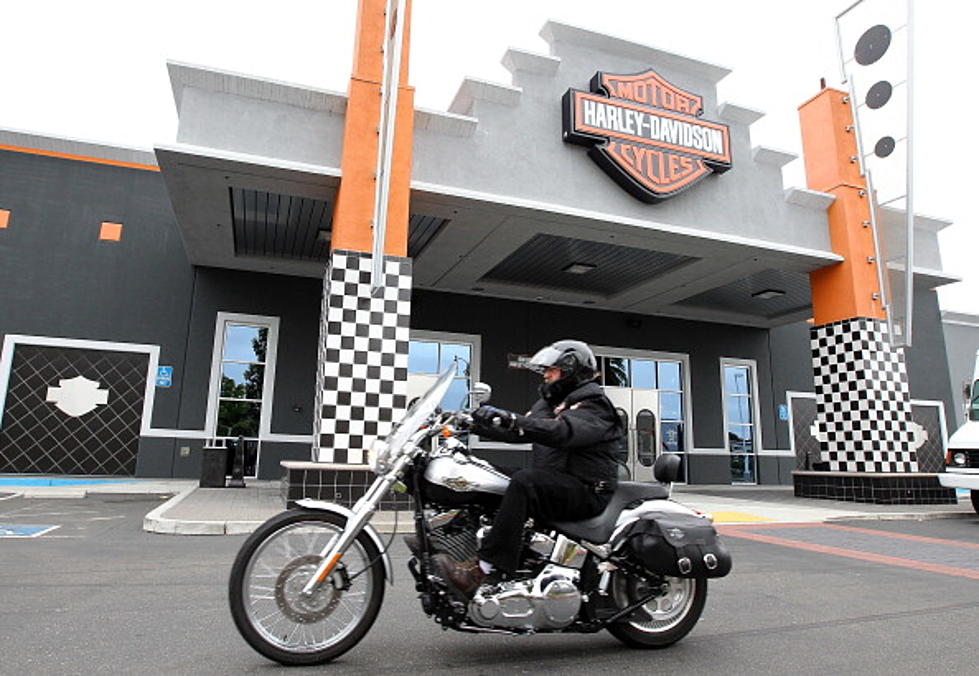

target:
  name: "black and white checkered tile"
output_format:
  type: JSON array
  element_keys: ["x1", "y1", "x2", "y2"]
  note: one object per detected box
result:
[
  {"x1": 315, "y1": 249, "x2": 412, "y2": 464},
  {"x1": 809, "y1": 317, "x2": 918, "y2": 472}
]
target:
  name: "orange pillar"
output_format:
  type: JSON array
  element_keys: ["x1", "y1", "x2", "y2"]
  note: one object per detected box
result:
[
  {"x1": 330, "y1": 0, "x2": 414, "y2": 257},
  {"x1": 799, "y1": 87, "x2": 885, "y2": 324}
]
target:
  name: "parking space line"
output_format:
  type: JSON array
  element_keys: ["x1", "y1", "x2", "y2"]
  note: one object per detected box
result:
[{"x1": 720, "y1": 526, "x2": 979, "y2": 580}]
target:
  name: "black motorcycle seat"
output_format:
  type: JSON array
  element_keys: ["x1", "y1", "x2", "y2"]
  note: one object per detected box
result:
[{"x1": 547, "y1": 481, "x2": 670, "y2": 544}]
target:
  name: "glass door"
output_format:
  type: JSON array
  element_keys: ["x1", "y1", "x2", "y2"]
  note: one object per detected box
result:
[
  {"x1": 598, "y1": 353, "x2": 687, "y2": 482},
  {"x1": 210, "y1": 319, "x2": 275, "y2": 478},
  {"x1": 722, "y1": 360, "x2": 758, "y2": 484}
]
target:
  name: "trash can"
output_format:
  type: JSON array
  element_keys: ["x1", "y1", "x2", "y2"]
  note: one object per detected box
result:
[{"x1": 200, "y1": 443, "x2": 228, "y2": 488}]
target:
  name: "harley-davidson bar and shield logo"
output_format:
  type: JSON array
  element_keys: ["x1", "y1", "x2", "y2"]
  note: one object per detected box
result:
[{"x1": 562, "y1": 69, "x2": 732, "y2": 202}]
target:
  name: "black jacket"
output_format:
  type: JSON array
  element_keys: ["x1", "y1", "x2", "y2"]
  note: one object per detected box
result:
[{"x1": 476, "y1": 381, "x2": 624, "y2": 487}]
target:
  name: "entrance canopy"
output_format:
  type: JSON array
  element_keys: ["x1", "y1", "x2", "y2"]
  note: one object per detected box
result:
[{"x1": 155, "y1": 21, "x2": 955, "y2": 328}]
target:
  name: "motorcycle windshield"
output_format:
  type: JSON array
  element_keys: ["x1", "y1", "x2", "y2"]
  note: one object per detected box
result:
[{"x1": 383, "y1": 363, "x2": 457, "y2": 453}]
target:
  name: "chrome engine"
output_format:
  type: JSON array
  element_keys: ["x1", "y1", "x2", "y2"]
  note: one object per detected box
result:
[{"x1": 468, "y1": 564, "x2": 582, "y2": 630}]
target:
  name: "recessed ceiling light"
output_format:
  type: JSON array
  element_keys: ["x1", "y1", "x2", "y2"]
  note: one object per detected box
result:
[
  {"x1": 563, "y1": 262, "x2": 597, "y2": 275},
  {"x1": 751, "y1": 288, "x2": 785, "y2": 299}
]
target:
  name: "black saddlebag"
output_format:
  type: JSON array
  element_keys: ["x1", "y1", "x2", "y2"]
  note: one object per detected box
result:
[{"x1": 622, "y1": 512, "x2": 732, "y2": 579}]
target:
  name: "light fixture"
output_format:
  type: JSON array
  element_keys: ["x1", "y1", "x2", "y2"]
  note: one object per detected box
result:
[
  {"x1": 562, "y1": 262, "x2": 597, "y2": 275},
  {"x1": 751, "y1": 289, "x2": 785, "y2": 300}
]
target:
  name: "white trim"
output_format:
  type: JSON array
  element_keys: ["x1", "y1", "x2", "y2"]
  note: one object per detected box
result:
[
  {"x1": 687, "y1": 448, "x2": 729, "y2": 455},
  {"x1": 0, "y1": 334, "x2": 161, "y2": 436},
  {"x1": 785, "y1": 390, "x2": 815, "y2": 460},
  {"x1": 720, "y1": 357, "x2": 763, "y2": 484},
  {"x1": 785, "y1": 391, "x2": 949, "y2": 459}
]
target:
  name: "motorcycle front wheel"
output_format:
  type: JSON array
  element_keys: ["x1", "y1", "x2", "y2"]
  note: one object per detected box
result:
[
  {"x1": 606, "y1": 574, "x2": 707, "y2": 649},
  {"x1": 229, "y1": 509, "x2": 385, "y2": 666}
]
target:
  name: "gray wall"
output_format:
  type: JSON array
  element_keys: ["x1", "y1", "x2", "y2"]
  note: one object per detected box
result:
[{"x1": 0, "y1": 150, "x2": 194, "y2": 434}]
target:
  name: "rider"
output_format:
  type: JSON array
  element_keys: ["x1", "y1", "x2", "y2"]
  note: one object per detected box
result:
[{"x1": 433, "y1": 339, "x2": 624, "y2": 597}]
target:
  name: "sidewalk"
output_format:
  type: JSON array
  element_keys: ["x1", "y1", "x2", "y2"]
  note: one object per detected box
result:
[{"x1": 4, "y1": 476, "x2": 974, "y2": 535}]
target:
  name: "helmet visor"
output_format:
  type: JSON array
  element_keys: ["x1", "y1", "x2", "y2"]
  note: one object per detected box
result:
[{"x1": 527, "y1": 345, "x2": 565, "y2": 374}]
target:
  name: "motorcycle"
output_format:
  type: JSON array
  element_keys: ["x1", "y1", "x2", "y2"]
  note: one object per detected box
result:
[{"x1": 229, "y1": 365, "x2": 732, "y2": 665}]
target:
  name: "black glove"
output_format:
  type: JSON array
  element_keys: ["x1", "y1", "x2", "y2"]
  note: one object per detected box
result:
[{"x1": 472, "y1": 405, "x2": 516, "y2": 431}]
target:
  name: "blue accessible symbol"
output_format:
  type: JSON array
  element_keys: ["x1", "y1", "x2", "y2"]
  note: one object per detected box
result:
[{"x1": 156, "y1": 365, "x2": 173, "y2": 388}]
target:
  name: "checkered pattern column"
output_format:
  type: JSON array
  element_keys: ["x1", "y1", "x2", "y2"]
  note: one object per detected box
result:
[
  {"x1": 314, "y1": 249, "x2": 412, "y2": 464},
  {"x1": 810, "y1": 317, "x2": 917, "y2": 472}
]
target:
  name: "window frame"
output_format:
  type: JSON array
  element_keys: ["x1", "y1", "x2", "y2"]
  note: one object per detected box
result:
[
  {"x1": 720, "y1": 357, "x2": 763, "y2": 484},
  {"x1": 205, "y1": 312, "x2": 280, "y2": 441},
  {"x1": 408, "y1": 329, "x2": 481, "y2": 409},
  {"x1": 592, "y1": 345, "x2": 694, "y2": 457}
]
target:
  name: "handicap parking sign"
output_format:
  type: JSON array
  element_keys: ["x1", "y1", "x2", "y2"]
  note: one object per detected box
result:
[{"x1": 156, "y1": 365, "x2": 173, "y2": 388}]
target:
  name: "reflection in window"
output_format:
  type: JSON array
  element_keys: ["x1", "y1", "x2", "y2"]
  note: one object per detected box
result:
[
  {"x1": 723, "y1": 362, "x2": 757, "y2": 483},
  {"x1": 631, "y1": 360, "x2": 656, "y2": 389},
  {"x1": 660, "y1": 392, "x2": 683, "y2": 421},
  {"x1": 658, "y1": 361, "x2": 681, "y2": 391},
  {"x1": 604, "y1": 358, "x2": 629, "y2": 387},
  {"x1": 408, "y1": 340, "x2": 473, "y2": 410},
  {"x1": 726, "y1": 396, "x2": 752, "y2": 425},
  {"x1": 725, "y1": 365, "x2": 751, "y2": 395},
  {"x1": 217, "y1": 323, "x2": 267, "y2": 441},
  {"x1": 408, "y1": 341, "x2": 439, "y2": 374},
  {"x1": 661, "y1": 421, "x2": 684, "y2": 452},
  {"x1": 730, "y1": 454, "x2": 756, "y2": 483}
]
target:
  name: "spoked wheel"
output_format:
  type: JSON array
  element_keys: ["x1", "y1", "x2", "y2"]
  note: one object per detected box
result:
[
  {"x1": 606, "y1": 573, "x2": 707, "y2": 648},
  {"x1": 229, "y1": 510, "x2": 385, "y2": 665}
]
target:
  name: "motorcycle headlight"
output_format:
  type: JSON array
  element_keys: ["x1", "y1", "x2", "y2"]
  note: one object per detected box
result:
[
  {"x1": 952, "y1": 451, "x2": 967, "y2": 466},
  {"x1": 368, "y1": 439, "x2": 392, "y2": 473}
]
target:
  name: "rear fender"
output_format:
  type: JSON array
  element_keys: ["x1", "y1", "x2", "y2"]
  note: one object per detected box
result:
[{"x1": 294, "y1": 499, "x2": 394, "y2": 585}]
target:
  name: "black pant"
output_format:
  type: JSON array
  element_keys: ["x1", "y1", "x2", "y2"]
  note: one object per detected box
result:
[{"x1": 478, "y1": 468, "x2": 607, "y2": 573}]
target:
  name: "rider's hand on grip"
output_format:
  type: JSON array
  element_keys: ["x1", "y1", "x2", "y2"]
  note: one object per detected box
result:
[{"x1": 473, "y1": 405, "x2": 516, "y2": 431}]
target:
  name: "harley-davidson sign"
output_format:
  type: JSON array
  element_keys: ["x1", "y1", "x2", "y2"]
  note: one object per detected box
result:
[{"x1": 562, "y1": 70, "x2": 731, "y2": 202}]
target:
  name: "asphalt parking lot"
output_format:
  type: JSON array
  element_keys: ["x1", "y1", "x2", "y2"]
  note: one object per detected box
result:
[{"x1": 0, "y1": 494, "x2": 976, "y2": 675}]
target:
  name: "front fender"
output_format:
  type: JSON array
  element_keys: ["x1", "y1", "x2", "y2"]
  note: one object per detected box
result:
[{"x1": 295, "y1": 499, "x2": 394, "y2": 585}]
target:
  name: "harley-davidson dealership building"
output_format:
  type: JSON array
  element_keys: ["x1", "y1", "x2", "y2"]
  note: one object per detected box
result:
[{"x1": 0, "y1": 4, "x2": 961, "y2": 495}]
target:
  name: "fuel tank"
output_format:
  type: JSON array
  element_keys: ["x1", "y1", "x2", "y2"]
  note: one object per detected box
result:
[{"x1": 422, "y1": 453, "x2": 510, "y2": 505}]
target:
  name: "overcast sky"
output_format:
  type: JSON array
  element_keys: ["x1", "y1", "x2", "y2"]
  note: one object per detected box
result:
[{"x1": 1, "y1": 0, "x2": 973, "y2": 315}]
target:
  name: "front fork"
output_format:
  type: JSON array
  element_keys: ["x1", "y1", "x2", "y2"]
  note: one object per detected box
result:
[{"x1": 301, "y1": 454, "x2": 411, "y2": 596}]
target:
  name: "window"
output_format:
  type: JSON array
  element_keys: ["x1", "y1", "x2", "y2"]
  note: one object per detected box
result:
[
  {"x1": 596, "y1": 355, "x2": 686, "y2": 453},
  {"x1": 407, "y1": 331, "x2": 480, "y2": 411},
  {"x1": 206, "y1": 313, "x2": 279, "y2": 478},
  {"x1": 722, "y1": 359, "x2": 759, "y2": 484}
]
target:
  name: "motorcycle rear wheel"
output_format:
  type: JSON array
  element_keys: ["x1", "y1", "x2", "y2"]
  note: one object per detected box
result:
[
  {"x1": 229, "y1": 510, "x2": 385, "y2": 666},
  {"x1": 606, "y1": 574, "x2": 707, "y2": 649}
]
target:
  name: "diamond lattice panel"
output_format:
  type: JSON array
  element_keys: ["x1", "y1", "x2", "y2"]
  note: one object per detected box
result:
[
  {"x1": 911, "y1": 404, "x2": 945, "y2": 473},
  {"x1": 0, "y1": 345, "x2": 149, "y2": 475}
]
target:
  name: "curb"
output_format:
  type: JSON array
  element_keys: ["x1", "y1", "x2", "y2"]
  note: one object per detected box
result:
[
  {"x1": 20, "y1": 488, "x2": 88, "y2": 499},
  {"x1": 142, "y1": 486, "x2": 224, "y2": 535}
]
